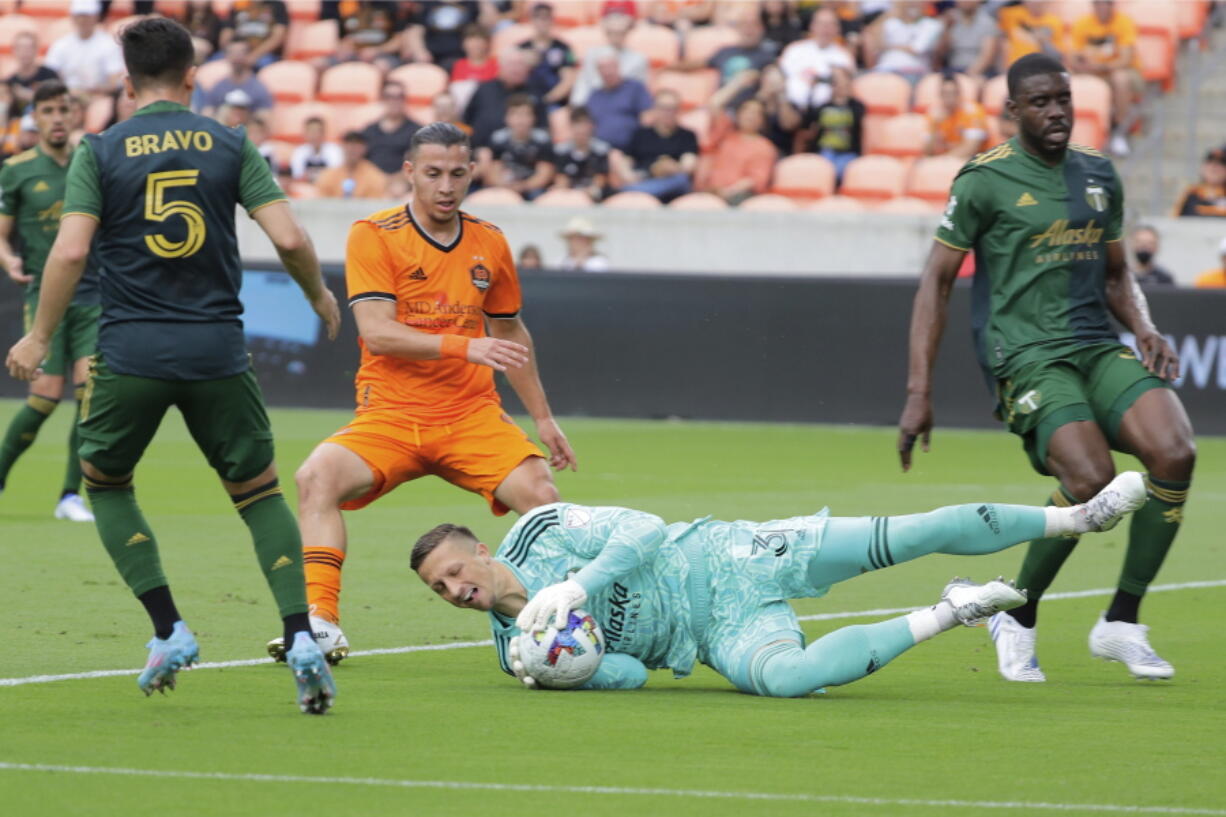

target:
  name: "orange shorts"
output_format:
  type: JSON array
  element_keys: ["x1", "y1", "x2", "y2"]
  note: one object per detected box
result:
[{"x1": 324, "y1": 402, "x2": 544, "y2": 514}]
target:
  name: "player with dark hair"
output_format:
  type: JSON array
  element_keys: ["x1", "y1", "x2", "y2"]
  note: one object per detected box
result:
[
  {"x1": 412, "y1": 476, "x2": 1147, "y2": 694},
  {"x1": 897, "y1": 53, "x2": 1195, "y2": 682},
  {"x1": 5, "y1": 17, "x2": 342, "y2": 713},
  {"x1": 269, "y1": 121, "x2": 577, "y2": 664},
  {"x1": 0, "y1": 81, "x2": 99, "y2": 521}
]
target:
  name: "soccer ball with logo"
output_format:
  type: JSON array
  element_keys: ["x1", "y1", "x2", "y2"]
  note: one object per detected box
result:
[{"x1": 513, "y1": 609, "x2": 606, "y2": 689}]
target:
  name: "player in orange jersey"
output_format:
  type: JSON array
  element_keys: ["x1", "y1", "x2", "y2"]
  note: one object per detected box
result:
[{"x1": 267, "y1": 123, "x2": 577, "y2": 663}]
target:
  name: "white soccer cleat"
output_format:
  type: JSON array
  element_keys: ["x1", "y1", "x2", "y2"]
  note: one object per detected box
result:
[
  {"x1": 1078, "y1": 471, "x2": 1147, "y2": 532},
  {"x1": 988, "y1": 611, "x2": 1046, "y2": 682},
  {"x1": 54, "y1": 492, "x2": 95, "y2": 522},
  {"x1": 1088, "y1": 614, "x2": 1174, "y2": 680},
  {"x1": 266, "y1": 615, "x2": 350, "y2": 666},
  {"x1": 941, "y1": 576, "x2": 1028, "y2": 626}
]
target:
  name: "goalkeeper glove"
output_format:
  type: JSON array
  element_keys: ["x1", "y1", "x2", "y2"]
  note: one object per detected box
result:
[
  {"x1": 516, "y1": 579, "x2": 587, "y2": 632},
  {"x1": 507, "y1": 636, "x2": 539, "y2": 689}
]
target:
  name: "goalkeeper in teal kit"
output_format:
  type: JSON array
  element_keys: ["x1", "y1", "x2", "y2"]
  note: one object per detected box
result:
[{"x1": 413, "y1": 474, "x2": 1145, "y2": 695}]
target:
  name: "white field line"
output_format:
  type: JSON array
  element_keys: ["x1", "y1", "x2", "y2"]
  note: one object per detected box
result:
[
  {"x1": 0, "y1": 762, "x2": 1223, "y2": 815},
  {"x1": 3, "y1": 579, "x2": 1223, "y2": 689}
]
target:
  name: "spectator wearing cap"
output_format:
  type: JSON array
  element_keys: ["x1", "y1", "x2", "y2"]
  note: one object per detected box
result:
[
  {"x1": 551, "y1": 107, "x2": 611, "y2": 202},
  {"x1": 44, "y1": 0, "x2": 124, "y2": 96},
  {"x1": 217, "y1": 88, "x2": 255, "y2": 128},
  {"x1": 697, "y1": 97, "x2": 779, "y2": 205},
  {"x1": 585, "y1": 55, "x2": 653, "y2": 152},
  {"x1": 519, "y1": 4, "x2": 578, "y2": 107},
  {"x1": 219, "y1": 0, "x2": 289, "y2": 69},
  {"x1": 925, "y1": 73, "x2": 988, "y2": 158},
  {"x1": 291, "y1": 116, "x2": 343, "y2": 183},
  {"x1": 1069, "y1": 0, "x2": 1142, "y2": 156},
  {"x1": 202, "y1": 40, "x2": 275, "y2": 116},
  {"x1": 360, "y1": 81, "x2": 423, "y2": 176},
  {"x1": 609, "y1": 89, "x2": 699, "y2": 202},
  {"x1": 1193, "y1": 238, "x2": 1226, "y2": 288},
  {"x1": 315, "y1": 131, "x2": 388, "y2": 198},
  {"x1": 1128, "y1": 226, "x2": 1176, "y2": 289},
  {"x1": 5, "y1": 32, "x2": 59, "y2": 120},
  {"x1": 464, "y1": 49, "x2": 549, "y2": 149},
  {"x1": 478, "y1": 94, "x2": 555, "y2": 199},
  {"x1": 559, "y1": 217, "x2": 610, "y2": 272},
  {"x1": 570, "y1": 12, "x2": 650, "y2": 107},
  {"x1": 937, "y1": 0, "x2": 999, "y2": 79},
  {"x1": 1174, "y1": 148, "x2": 1226, "y2": 218},
  {"x1": 778, "y1": 7, "x2": 856, "y2": 110}
]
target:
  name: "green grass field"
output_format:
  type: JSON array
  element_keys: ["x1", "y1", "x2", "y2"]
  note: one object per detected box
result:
[{"x1": 1, "y1": 400, "x2": 1223, "y2": 817}]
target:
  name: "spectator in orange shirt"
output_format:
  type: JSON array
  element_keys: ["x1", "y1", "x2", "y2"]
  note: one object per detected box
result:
[
  {"x1": 1174, "y1": 148, "x2": 1226, "y2": 217},
  {"x1": 926, "y1": 73, "x2": 988, "y2": 158},
  {"x1": 1069, "y1": 0, "x2": 1141, "y2": 156},
  {"x1": 998, "y1": 0, "x2": 1066, "y2": 67},
  {"x1": 315, "y1": 131, "x2": 389, "y2": 198},
  {"x1": 697, "y1": 97, "x2": 779, "y2": 205},
  {"x1": 1194, "y1": 238, "x2": 1226, "y2": 288}
]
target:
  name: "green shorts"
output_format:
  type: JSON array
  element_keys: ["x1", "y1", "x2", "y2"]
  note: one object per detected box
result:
[
  {"x1": 24, "y1": 298, "x2": 100, "y2": 379},
  {"x1": 997, "y1": 343, "x2": 1170, "y2": 476},
  {"x1": 78, "y1": 355, "x2": 275, "y2": 482}
]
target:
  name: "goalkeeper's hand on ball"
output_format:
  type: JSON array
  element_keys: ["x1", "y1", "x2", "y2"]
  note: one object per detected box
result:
[
  {"x1": 507, "y1": 637, "x2": 538, "y2": 689},
  {"x1": 516, "y1": 579, "x2": 587, "y2": 632}
]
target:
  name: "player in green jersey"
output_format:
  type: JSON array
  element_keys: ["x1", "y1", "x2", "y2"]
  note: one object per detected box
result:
[
  {"x1": 5, "y1": 18, "x2": 343, "y2": 713},
  {"x1": 0, "y1": 80, "x2": 100, "y2": 522},
  {"x1": 897, "y1": 54, "x2": 1195, "y2": 683}
]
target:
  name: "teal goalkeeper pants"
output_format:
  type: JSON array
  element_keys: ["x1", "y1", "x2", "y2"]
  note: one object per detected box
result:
[{"x1": 735, "y1": 503, "x2": 1049, "y2": 697}]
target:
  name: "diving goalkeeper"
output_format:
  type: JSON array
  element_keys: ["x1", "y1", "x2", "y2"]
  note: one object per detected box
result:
[{"x1": 412, "y1": 472, "x2": 1146, "y2": 695}]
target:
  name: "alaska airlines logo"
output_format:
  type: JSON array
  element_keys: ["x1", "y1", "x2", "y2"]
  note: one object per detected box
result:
[{"x1": 1028, "y1": 219, "x2": 1104, "y2": 249}]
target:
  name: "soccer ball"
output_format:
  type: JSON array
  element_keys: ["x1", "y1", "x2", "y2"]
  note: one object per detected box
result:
[{"x1": 515, "y1": 609, "x2": 606, "y2": 689}]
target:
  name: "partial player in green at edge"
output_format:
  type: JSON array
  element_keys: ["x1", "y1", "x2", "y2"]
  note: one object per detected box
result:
[
  {"x1": 898, "y1": 53, "x2": 1196, "y2": 683},
  {"x1": 412, "y1": 475, "x2": 1145, "y2": 694},
  {"x1": 5, "y1": 17, "x2": 343, "y2": 714},
  {"x1": 0, "y1": 80, "x2": 100, "y2": 522}
]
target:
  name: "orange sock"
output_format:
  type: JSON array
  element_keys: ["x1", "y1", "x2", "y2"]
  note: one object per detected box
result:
[{"x1": 303, "y1": 546, "x2": 345, "y2": 624}]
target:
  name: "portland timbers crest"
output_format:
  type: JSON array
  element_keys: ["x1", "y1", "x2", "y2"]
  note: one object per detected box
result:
[{"x1": 1085, "y1": 183, "x2": 1108, "y2": 212}]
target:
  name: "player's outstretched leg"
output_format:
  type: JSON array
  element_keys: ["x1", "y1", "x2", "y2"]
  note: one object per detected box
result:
[
  {"x1": 286, "y1": 631, "x2": 336, "y2": 714},
  {"x1": 137, "y1": 620, "x2": 200, "y2": 695},
  {"x1": 748, "y1": 578, "x2": 1026, "y2": 697}
]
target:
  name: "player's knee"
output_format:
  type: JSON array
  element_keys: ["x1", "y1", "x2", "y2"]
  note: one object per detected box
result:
[
  {"x1": 1146, "y1": 437, "x2": 1196, "y2": 481},
  {"x1": 753, "y1": 646, "x2": 811, "y2": 698},
  {"x1": 524, "y1": 480, "x2": 560, "y2": 510},
  {"x1": 294, "y1": 460, "x2": 334, "y2": 508},
  {"x1": 1061, "y1": 463, "x2": 1115, "y2": 502}
]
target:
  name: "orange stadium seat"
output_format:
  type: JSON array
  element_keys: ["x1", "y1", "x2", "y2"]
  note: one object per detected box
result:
[
  {"x1": 104, "y1": 0, "x2": 134, "y2": 16},
  {"x1": 271, "y1": 102, "x2": 338, "y2": 143},
  {"x1": 1070, "y1": 73, "x2": 1111, "y2": 130},
  {"x1": 0, "y1": 56, "x2": 14, "y2": 78},
  {"x1": 627, "y1": 24, "x2": 681, "y2": 68},
  {"x1": 0, "y1": 16, "x2": 39, "y2": 55},
  {"x1": 347, "y1": 102, "x2": 385, "y2": 131},
  {"x1": 652, "y1": 69, "x2": 719, "y2": 111},
  {"x1": 539, "y1": 0, "x2": 601, "y2": 27},
  {"x1": 154, "y1": 0, "x2": 187, "y2": 16},
  {"x1": 548, "y1": 106, "x2": 571, "y2": 143},
  {"x1": 286, "y1": 20, "x2": 338, "y2": 61},
  {"x1": 906, "y1": 156, "x2": 963, "y2": 203},
  {"x1": 739, "y1": 194, "x2": 799, "y2": 212},
  {"x1": 20, "y1": 1, "x2": 70, "y2": 18},
  {"x1": 852, "y1": 72, "x2": 911, "y2": 116},
  {"x1": 669, "y1": 192, "x2": 729, "y2": 210},
  {"x1": 769, "y1": 154, "x2": 836, "y2": 201},
  {"x1": 194, "y1": 58, "x2": 232, "y2": 93},
  {"x1": 1122, "y1": 0, "x2": 1179, "y2": 41},
  {"x1": 408, "y1": 103, "x2": 433, "y2": 124},
  {"x1": 388, "y1": 63, "x2": 451, "y2": 107},
  {"x1": 912, "y1": 72, "x2": 981, "y2": 114},
  {"x1": 980, "y1": 74, "x2": 1008, "y2": 116},
  {"x1": 38, "y1": 16, "x2": 74, "y2": 50},
  {"x1": 840, "y1": 155, "x2": 906, "y2": 201},
  {"x1": 534, "y1": 189, "x2": 594, "y2": 208},
  {"x1": 1176, "y1": 1, "x2": 1209, "y2": 40},
  {"x1": 287, "y1": 181, "x2": 322, "y2": 200},
  {"x1": 874, "y1": 196, "x2": 942, "y2": 214},
  {"x1": 258, "y1": 60, "x2": 317, "y2": 104},
  {"x1": 807, "y1": 195, "x2": 867, "y2": 213},
  {"x1": 212, "y1": 0, "x2": 233, "y2": 16},
  {"x1": 602, "y1": 191, "x2": 663, "y2": 209},
  {"x1": 678, "y1": 108, "x2": 712, "y2": 148},
  {"x1": 558, "y1": 26, "x2": 606, "y2": 63},
  {"x1": 683, "y1": 25, "x2": 738, "y2": 64},
  {"x1": 493, "y1": 22, "x2": 535, "y2": 56},
  {"x1": 466, "y1": 187, "x2": 525, "y2": 206},
  {"x1": 318, "y1": 61, "x2": 382, "y2": 104},
  {"x1": 865, "y1": 113, "x2": 929, "y2": 158},
  {"x1": 288, "y1": 0, "x2": 321, "y2": 21},
  {"x1": 1071, "y1": 117, "x2": 1105, "y2": 150},
  {"x1": 1135, "y1": 32, "x2": 1175, "y2": 86}
]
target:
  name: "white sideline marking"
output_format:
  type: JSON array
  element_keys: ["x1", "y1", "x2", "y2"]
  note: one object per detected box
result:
[
  {"x1": 3, "y1": 580, "x2": 1223, "y2": 689},
  {"x1": 1, "y1": 763, "x2": 1223, "y2": 815}
]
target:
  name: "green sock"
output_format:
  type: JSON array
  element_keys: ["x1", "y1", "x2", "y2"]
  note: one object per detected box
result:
[
  {"x1": 1118, "y1": 476, "x2": 1189, "y2": 597},
  {"x1": 1011, "y1": 486, "x2": 1081, "y2": 628},
  {"x1": 233, "y1": 480, "x2": 309, "y2": 618},
  {"x1": 0, "y1": 396, "x2": 57, "y2": 486},
  {"x1": 85, "y1": 477, "x2": 167, "y2": 597},
  {"x1": 61, "y1": 386, "x2": 85, "y2": 497}
]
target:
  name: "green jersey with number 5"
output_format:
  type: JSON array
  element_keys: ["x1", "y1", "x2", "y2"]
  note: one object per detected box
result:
[
  {"x1": 933, "y1": 137, "x2": 1124, "y2": 381},
  {"x1": 63, "y1": 100, "x2": 286, "y2": 380}
]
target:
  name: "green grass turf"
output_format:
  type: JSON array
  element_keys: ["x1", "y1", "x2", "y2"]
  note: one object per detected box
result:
[{"x1": 1, "y1": 400, "x2": 1223, "y2": 817}]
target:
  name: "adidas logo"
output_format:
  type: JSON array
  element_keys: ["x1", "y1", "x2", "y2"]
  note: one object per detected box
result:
[
  {"x1": 408, "y1": 267, "x2": 427, "y2": 280},
  {"x1": 270, "y1": 555, "x2": 293, "y2": 570},
  {"x1": 1016, "y1": 191, "x2": 1038, "y2": 207},
  {"x1": 32, "y1": 180, "x2": 50, "y2": 193},
  {"x1": 126, "y1": 532, "x2": 150, "y2": 546}
]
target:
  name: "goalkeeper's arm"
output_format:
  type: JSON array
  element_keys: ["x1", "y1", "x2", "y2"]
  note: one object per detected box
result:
[{"x1": 579, "y1": 653, "x2": 649, "y2": 691}]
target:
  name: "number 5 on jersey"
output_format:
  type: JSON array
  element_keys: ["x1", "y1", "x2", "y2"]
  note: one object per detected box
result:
[{"x1": 144, "y1": 169, "x2": 206, "y2": 259}]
